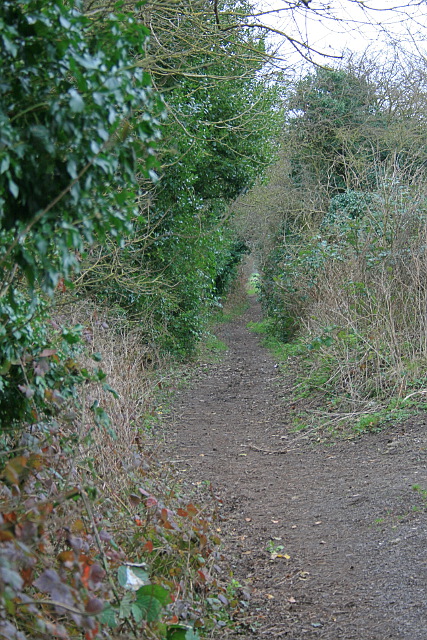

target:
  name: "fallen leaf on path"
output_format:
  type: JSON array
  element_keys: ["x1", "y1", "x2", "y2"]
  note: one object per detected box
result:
[
  {"x1": 288, "y1": 597, "x2": 296, "y2": 604},
  {"x1": 271, "y1": 519, "x2": 279, "y2": 523},
  {"x1": 298, "y1": 571, "x2": 310, "y2": 580},
  {"x1": 245, "y1": 518, "x2": 252, "y2": 522}
]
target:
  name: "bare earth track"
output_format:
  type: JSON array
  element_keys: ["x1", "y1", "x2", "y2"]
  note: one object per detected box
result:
[{"x1": 165, "y1": 299, "x2": 427, "y2": 639}]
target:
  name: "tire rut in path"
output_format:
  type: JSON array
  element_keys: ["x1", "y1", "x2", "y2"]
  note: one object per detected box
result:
[{"x1": 165, "y1": 299, "x2": 427, "y2": 640}]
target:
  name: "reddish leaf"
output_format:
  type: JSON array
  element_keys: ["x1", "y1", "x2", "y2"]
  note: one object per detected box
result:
[
  {"x1": 88, "y1": 564, "x2": 105, "y2": 589},
  {"x1": 56, "y1": 278, "x2": 66, "y2": 293},
  {"x1": 39, "y1": 348, "x2": 57, "y2": 357},
  {"x1": 21, "y1": 567, "x2": 33, "y2": 587},
  {"x1": 85, "y1": 623, "x2": 99, "y2": 640},
  {"x1": 197, "y1": 569, "x2": 207, "y2": 583},
  {"x1": 143, "y1": 540, "x2": 154, "y2": 552},
  {"x1": 3, "y1": 457, "x2": 28, "y2": 486},
  {"x1": 34, "y1": 357, "x2": 50, "y2": 377},
  {"x1": 177, "y1": 508, "x2": 188, "y2": 517},
  {"x1": 57, "y1": 550, "x2": 75, "y2": 568},
  {"x1": 167, "y1": 615, "x2": 179, "y2": 624},
  {"x1": 186, "y1": 503, "x2": 198, "y2": 516},
  {"x1": 85, "y1": 598, "x2": 104, "y2": 614},
  {"x1": 197, "y1": 568, "x2": 211, "y2": 584},
  {"x1": 18, "y1": 384, "x2": 35, "y2": 399},
  {"x1": 161, "y1": 508, "x2": 173, "y2": 522},
  {"x1": 3, "y1": 512, "x2": 17, "y2": 524},
  {"x1": 145, "y1": 496, "x2": 158, "y2": 508},
  {"x1": 81, "y1": 564, "x2": 91, "y2": 589}
]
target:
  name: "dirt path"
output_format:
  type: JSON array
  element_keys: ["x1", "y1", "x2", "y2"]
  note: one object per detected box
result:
[{"x1": 166, "y1": 299, "x2": 427, "y2": 639}]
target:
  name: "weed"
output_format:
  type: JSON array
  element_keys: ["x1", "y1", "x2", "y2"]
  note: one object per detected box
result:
[
  {"x1": 412, "y1": 484, "x2": 427, "y2": 510},
  {"x1": 198, "y1": 333, "x2": 229, "y2": 363}
]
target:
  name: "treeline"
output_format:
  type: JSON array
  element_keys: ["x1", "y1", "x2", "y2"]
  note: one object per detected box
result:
[{"x1": 236, "y1": 52, "x2": 427, "y2": 423}]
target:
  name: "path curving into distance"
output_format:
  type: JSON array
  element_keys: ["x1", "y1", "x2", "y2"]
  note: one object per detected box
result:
[{"x1": 165, "y1": 298, "x2": 427, "y2": 639}]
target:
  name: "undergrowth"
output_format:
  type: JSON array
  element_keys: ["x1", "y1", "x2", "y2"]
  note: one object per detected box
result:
[
  {"x1": 247, "y1": 318, "x2": 427, "y2": 438},
  {"x1": 0, "y1": 300, "x2": 247, "y2": 640}
]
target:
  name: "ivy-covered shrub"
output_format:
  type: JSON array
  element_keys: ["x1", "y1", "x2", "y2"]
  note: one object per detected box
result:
[{"x1": 0, "y1": 0, "x2": 161, "y2": 428}]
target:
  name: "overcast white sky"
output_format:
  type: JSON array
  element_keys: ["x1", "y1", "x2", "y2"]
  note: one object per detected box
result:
[{"x1": 255, "y1": 0, "x2": 426, "y2": 67}]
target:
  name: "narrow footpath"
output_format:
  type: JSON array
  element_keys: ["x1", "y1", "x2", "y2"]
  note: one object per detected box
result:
[{"x1": 165, "y1": 299, "x2": 427, "y2": 639}]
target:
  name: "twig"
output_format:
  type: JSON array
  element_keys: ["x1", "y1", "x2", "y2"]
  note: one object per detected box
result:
[
  {"x1": 80, "y1": 490, "x2": 138, "y2": 637},
  {"x1": 403, "y1": 389, "x2": 427, "y2": 402},
  {"x1": 16, "y1": 599, "x2": 93, "y2": 616},
  {"x1": 244, "y1": 444, "x2": 288, "y2": 455}
]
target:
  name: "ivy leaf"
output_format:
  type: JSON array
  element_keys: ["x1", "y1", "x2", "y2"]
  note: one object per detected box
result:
[
  {"x1": 8, "y1": 179, "x2": 19, "y2": 198},
  {"x1": 69, "y1": 89, "x2": 84, "y2": 113}
]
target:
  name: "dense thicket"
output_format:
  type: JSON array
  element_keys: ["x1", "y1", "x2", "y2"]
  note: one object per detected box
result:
[{"x1": 235, "y1": 55, "x2": 427, "y2": 421}]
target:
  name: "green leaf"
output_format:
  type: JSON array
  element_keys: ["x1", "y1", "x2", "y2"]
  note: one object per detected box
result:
[
  {"x1": 2, "y1": 35, "x2": 18, "y2": 57},
  {"x1": 119, "y1": 592, "x2": 133, "y2": 620},
  {"x1": 102, "y1": 382, "x2": 119, "y2": 398},
  {"x1": 135, "y1": 595, "x2": 162, "y2": 622},
  {"x1": 67, "y1": 158, "x2": 78, "y2": 179},
  {"x1": 117, "y1": 565, "x2": 128, "y2": 588},
  {"x1": 69, "y1": 89, "x2": 84, "y2": 113},
  {"x1": 167, "y1": 627, "x2": 200, "y2": 640},
  {"x1": 131, "y1": 603, "x2": 143, "y2": 623},
  {"x1": 99, "y1": 605, "x2": 117, "y2": 628},
  {"x1": 0, "y1": 155, "x2": 10, "y2": 175},
  {"x1": 136, "y1": 584, "x2": 171, "y2": 607},
  {"x1": 8, "y1": 179, "x2": 19, "y2": 198}
]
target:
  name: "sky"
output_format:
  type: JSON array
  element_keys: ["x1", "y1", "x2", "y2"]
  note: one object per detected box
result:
[{"x1": 254, "y1": 0, "x2": 427, "y2": 68}]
